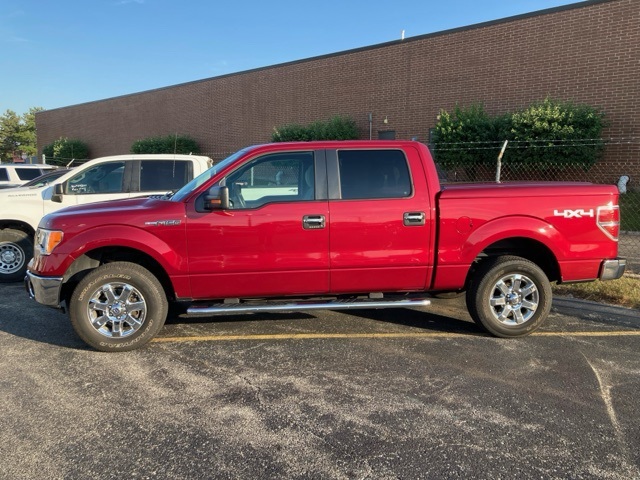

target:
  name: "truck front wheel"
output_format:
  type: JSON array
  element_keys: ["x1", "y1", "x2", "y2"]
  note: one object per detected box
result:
[
  {"x1": 0, "y1": 228, "x2": 32, "y2": 283},
  {"x1": 466, "y1": 256, "x2": 552, "y2": 337},
  {"x1": 69, "y1": 262, "x2": 168, "y2": 352}
]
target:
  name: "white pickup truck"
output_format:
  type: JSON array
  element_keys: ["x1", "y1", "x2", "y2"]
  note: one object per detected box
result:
[{"x1": 0, "y1": 153, "x2": 213, "y2": 282}]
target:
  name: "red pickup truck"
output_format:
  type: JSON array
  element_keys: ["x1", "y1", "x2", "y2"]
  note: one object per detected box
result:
[{"x1": 25, "y1": 141, "x2": 626, "y2": 351}]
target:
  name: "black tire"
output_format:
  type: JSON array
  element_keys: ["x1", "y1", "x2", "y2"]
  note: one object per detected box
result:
[
  {"x1": 466, "y1": 255, "x2": 552, "y2": 338},
  {"x1": 0, "y1": 228, "x2": 33, "y2": 283},
  {"x1": 69, "y1": 262, "x2": 168, "y2": 352}
]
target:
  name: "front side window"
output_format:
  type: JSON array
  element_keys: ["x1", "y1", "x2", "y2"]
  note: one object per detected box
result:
[
  {"x1": 66, "y1": 162, "x2": 125, "y2": 195},
  {"x1": 337, "y1": 150, "x2": 412, "y2": 200},
  {"x1": 139, "y1": 160, "x2": 192, "y2": 192},
  {"x1": 224, "y1": 152, "x2": 315, "y2": 209}
]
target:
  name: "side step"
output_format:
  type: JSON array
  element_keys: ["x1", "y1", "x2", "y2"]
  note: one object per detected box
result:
[{"x1": 186, "y1": 297, "x2": 431, "y2": 316}]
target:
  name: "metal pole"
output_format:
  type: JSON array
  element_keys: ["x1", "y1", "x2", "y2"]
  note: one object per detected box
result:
[{"x1": 496, "y1": 140, "x2": 508, "y2": 183}]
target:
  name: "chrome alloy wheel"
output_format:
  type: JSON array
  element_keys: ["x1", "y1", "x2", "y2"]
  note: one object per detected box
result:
[
  {"x1": 87, "y1": 282, "x2": 147, "y2": 338},
  {"x1": 0, "y1": 242, "x2": 24, "y2": 275},
  {"x1": 488, "y1": 273, "x2": 539, "y2": 326}
]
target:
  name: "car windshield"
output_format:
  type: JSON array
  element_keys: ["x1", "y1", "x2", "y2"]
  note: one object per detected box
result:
[{"x1": 171, "y1": 147, "x2": 252, "y2": 202}]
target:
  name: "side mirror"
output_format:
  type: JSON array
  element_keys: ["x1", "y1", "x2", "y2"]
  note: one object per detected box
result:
[
  {"x1": 204, "y1": 186, "x2": 229, "y2": 210},
  {"x1": 51, "y1": 183, "x2": 64, "y2": 203}
]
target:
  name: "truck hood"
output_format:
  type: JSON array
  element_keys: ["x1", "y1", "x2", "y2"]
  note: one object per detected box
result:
[{"x1": 40, "y1": 196, "x2": 181, "y2": 231}]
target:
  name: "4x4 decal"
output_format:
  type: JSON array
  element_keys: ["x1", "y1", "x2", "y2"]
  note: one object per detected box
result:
[{"x1": 553, "y1": 209, "x2": 595, "y2": 219}]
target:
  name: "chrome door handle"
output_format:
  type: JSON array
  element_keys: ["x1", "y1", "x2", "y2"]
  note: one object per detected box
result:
[
  {"x1": 403, "y1": 212, "x2": 425, "y2": 226},
  {"x1": 303, "y1": 215, "x2": 325, "y2": 229}
]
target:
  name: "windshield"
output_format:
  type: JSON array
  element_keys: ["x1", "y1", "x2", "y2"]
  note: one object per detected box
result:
[{"x1": 171, "y1": 147, "x2": 252, "y2": 202}]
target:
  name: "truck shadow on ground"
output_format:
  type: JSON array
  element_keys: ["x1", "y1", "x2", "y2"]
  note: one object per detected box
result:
[{"x1": 167, "y1": 307, "x2": 483, "y2": 336}]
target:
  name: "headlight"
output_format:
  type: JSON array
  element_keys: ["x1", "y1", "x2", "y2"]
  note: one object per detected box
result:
[{"x1": 35, "y1": 229, "x2": 64, "y2": 255}]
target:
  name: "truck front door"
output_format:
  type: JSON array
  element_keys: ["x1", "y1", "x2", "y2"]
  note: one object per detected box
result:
[{"x1": 186, "y1": 150, "x2": 330, "y2": 299}]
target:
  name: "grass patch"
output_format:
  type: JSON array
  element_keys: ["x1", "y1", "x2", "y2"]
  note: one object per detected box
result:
[
  {"x1": 553, "y1": 274, "x2": 640, "y2": 309},
  {"x1": 620, "y1": 190, "x2": 640, "y2": 232}
]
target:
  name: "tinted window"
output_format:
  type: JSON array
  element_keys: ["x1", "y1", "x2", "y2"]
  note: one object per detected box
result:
[
  {"x1": 16, "y1": 168, "x2": 44, "y2": 181},
  {"x1": 139, "y1": 160, "x2": 192, "y2": 192},
  {"x1": 225, "y1": 152, "x2": 315, "y2": 209},
  {"x1": 338, "y1": 150, "x2": 412, "y2": 199},
  {"x1": 67, "y1": 162, "x2": 125, "y2": 194},
  {"x1": 0, "y1": 168, "x2": 8, "y2": 182}
]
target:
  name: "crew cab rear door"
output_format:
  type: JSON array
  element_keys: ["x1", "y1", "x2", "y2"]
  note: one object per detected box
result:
[
  {"x1": 186, "y1": 150, "x2": 330, "y2": 299},
  {"x1": 327, "y1": 147, "x2": 432, "y2": 293}
]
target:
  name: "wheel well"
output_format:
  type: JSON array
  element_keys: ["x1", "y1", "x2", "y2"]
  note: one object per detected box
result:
[
  {"x1": 60, "y1": 247, "x2": 175, "y2": 307},
  {"x1": 469, "y1": 237, "x2": 560, "y2": 285},
  {"x1": 0, "y1": 221, "x2": 35, "y2": 237}
]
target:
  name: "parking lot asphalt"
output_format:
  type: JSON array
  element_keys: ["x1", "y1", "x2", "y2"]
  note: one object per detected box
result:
[{"x1": 1, "y1": 282, "x2": 639, "y2": 479}]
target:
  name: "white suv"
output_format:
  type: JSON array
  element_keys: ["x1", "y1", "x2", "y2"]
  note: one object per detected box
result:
[
  {"x1": 0, "y1": 153, "x2": 213, "y2": 282},
  {"x1": 0, "y1": 164, "x2": 57, "y2": 188}
]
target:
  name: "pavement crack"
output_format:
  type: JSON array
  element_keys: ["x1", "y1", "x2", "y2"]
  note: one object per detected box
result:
[{"x1": 581, "y1": 352, "x2": 640, "y2": 479}]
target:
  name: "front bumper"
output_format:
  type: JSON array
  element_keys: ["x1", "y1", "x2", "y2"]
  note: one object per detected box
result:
[
  {"x1": 25, "y1": 271, "x2": 63, "y2": 308},
  {"x1": 599, "y1": 258, "x2": 626, "y2": 281}
]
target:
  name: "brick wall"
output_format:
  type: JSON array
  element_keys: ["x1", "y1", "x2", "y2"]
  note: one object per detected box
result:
[{"x1": 36, "y1": 0, "x2": 639, "y2": 180}]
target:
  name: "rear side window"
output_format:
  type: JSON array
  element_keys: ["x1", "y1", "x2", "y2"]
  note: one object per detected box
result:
[
  {"x1": 0, "y1": 168, "x2": 8, "y2": 181},
  {"x1": 139, "y1": 160, "x2": 192, "y2": 192},
  {"x1": 16, "y1": 168, "x2": 44, "y2": 181},
  {"x1": 337, "y1": 150, "x2": 412, "y2": 199}
]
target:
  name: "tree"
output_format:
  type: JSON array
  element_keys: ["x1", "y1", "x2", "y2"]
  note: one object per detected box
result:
[{"x1": 0, "y1": 107, "x2": 44, "y2": 162}]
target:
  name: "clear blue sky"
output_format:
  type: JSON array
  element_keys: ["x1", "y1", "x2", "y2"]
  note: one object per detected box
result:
[{"x1": 1, "y1": 0, "x2": 582, "y2": 116}]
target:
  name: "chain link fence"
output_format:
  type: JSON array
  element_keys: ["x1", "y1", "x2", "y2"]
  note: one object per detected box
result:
[{"x1": 432, "y1": 138, "x2": 640, "y2": 274}]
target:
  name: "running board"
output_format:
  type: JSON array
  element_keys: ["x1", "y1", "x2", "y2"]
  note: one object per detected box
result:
[{"x1": 186, "y1": 297, "x2": 431, "y2": 316}]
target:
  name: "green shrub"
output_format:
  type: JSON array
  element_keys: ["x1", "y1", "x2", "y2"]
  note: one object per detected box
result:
[
  {"x1": 272, "y1": 115, "x2": 359, "y2": 142},
  {"x1": 131, "y1": 134, "x2": 200, "y2": 154},
  {"x1": 431, "y1": 104, "x2": 507, "y2": 170},
  {"x1": 508, "y1": 98, "x2": 605, "y2": 169},
  {"x1": 42, "y1": 137, "x2": 90, "y2": 164},
  {"x1": 432, "y1": 98, "x2": 606, "y2": 173}
]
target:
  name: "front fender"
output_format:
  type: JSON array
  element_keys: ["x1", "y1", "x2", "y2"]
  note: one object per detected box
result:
[{"x1": 33, "y1": 224, "x2": 187, "y2": 279}]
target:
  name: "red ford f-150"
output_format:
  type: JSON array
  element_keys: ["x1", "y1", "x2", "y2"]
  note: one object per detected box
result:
[{"x1": 25, "y1": 141, "x2": 626, "y2": 351}]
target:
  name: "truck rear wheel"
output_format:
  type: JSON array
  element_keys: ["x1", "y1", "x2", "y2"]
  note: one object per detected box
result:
[
  {"x1": 69, "y1": 262, "x2": 168, "y2": 352},
  {"x1": 466, "y1": 256, "x2": 552, "y2": 338},
  {"x1": 0, "y1": 228, "x2": 32, "y2": 283}
]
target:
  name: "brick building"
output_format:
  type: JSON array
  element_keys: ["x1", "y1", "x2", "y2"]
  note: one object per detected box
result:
[{"x1": 36, "y1": 0, "x2": 639, "y2": 181}]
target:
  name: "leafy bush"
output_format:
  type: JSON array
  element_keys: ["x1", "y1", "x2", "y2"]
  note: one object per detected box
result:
[
  {"x1": 42, "y1": 137, "x2": 90, "y2": 163},
  {"x1": 131, "y1": 134, "x2": 200, "y2": 154},
  {"x1": 431, "y1": 104, "x2": 507, "y2": 170},
  {"x1": 432, "y1": 98, "x2": 606, "y2": 172},
  {"x1": 272, "y1": 115, "x2": 359, "y2": 142},
  {"x1": 508, "y1": 98, "x2": 605, "y2": 169}
]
